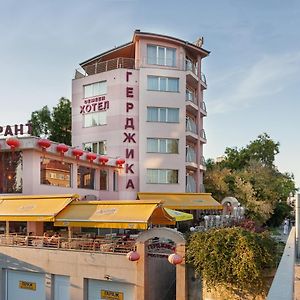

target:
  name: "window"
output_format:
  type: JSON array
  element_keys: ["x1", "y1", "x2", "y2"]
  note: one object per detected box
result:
[
  {"x1": 77, "y1": 166, "x2": 95, "y2": 189},
  {"x1": 83, "y1": 111, "x2": 107, "y2": 127},
  {"x1": 147, "y1": 169, "x2": 178, "y2": 184},
  {"x1": 40, "y1": 158, "x2": 72, "y2": 188},
  {"x1": 147, "y1": 107, "x2": 179, "y2": 123},
  {"x1": 100, "y1": 170, "x2": 108, "y2": 190},
  {"x1": 186, "y1": 116, "x2": 197, "y2": 134},
  {"x1": 83, "y1": 141, "x2": 107, "y2": 155},
  {"x1": 147, "y1": 138, "x2": 179, "y2": 153},
  {"x1": 0, "y1": 151, "x2": 23, "y2": 193},
  {"x1": 186, "y1": 174, "x2": 196, "y2": 192},
  {"x1": 147, "y1": 76, "x2": 179, "y2": 92},
  {"x1": 147, "y1": 45, "x2": 176, "y2": 66},
  {"x1": 113, "y1": 171, "x2": 118, "y2": 191},
  {"x1": 84, "y1": 81, "x2": 107, "y2": 98}
]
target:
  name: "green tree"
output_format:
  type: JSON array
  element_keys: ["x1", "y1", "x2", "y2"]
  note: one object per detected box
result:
[
  {"x1": 29, "y1": 97, "x2": 71, "y2": 145},
  {"x1": 204, "y1": 134, "x2": 296, "y2": 224},
  {"x1": 187, "y1": 227, "x2": 277, "y2": 298}
]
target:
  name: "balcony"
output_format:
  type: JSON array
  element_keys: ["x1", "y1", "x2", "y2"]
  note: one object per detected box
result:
[
  {"x1": 185, "y1": 59, "x2": 198, "y2": 89},
  {"x1": 200, "y1": 101, "x2": 207, "y2": 117},
  {"x1": 199, "y1": 129, "x2": 207, "y2": 144},
  {"x1": 186, "y1": 175, "x2": 196, "y2": 193},
  {"x1": 186, "y1": 90, "x2": 198, "y2": 116},
  {"x1": 199, "y1": 156, "x2": 206, "y2": 171},
  {"x1": 186, "y1": 148, "x2": 197, "y2": 170},
  {"x1": 186, "y1": 118, "x2": 198, "y2": 143},
  {"x1": 200, "y1": 72, "x2": 207, "y2": 90},
  {"x1": 75, "y1": 57, "x2": 135, "y2": 78}
]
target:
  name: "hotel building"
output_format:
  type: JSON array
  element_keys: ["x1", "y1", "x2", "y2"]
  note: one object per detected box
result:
[
  {"x1": 72, "y1": 30, "x2": 209, "y2": 200},
  {"x1": 0, "y1": 31, "x2": 212, "y2": 300}
]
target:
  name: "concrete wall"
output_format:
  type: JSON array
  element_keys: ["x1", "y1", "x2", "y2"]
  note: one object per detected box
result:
[{"x1": 0, "y1": 245, "x2": 138, "y2": 300}]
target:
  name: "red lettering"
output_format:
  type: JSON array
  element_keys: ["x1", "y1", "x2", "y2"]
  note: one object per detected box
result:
[
  {"x1": 125, "y1": 164, "x2": 134, "y2": 174},
  {"x1": 92, "y1": 103, "x2": 97, "y2": 111},
  {"x1": 126, "y1": 149, "x2": 134, "y2": 159},
  {"x1": 124, "y1": 118, "x2": 134, "y2": 130},
  {"x1": 126, "y1": 87, "x2": 134, "y2": 98},
  {"x1": 26, "y1": 123, "x2": 33, "y2": 135},
  {"x1": 123, "y1": 133, "x2": 136, "y2": 143},
  {"x1": 104, "y1": 101, "x2": 109, "y2": 109},
  {"x1": 80, "y1": 105, "x2": 85, "y2": 113},
  {"x1": 86, "y1": 105, "x2": 92, "y2": 113},
  {"x1": 126, "y1": 71, "x2": 132, "y2": 82},
  {"x1": 126, "y1": 102, "x2": 134, "y2": 112},
  {"x1": 126, "y1": 179, "x2": 135, "y2": 189}
]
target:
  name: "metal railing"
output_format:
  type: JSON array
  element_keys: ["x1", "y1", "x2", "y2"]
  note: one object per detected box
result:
[
  {"x1": 200, "y1": 101, "x2": 207, "y2": 113},
  {"x1": 186, "y1": 119, "x2": 198, "y2": 134},
  {"x1": 0, "y1": 234, "x2": 136, "y2": 254},
  {"x1": 76, "y1": 57, "x2": 135, "y2": 77}
]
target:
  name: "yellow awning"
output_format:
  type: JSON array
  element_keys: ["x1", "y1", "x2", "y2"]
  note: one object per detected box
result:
[
  {"x1": 0, "y1": 194, "x2": 79, "y2": 221},
  {"x1": 165, "y1": 208, "x2": 193, "y2": 221},
  {"x1": 54, "y1": 200, "x2": 175, "y2": 230},
  {"x1": 137, "y1": 193, "x2": 223, "y2": 210}
]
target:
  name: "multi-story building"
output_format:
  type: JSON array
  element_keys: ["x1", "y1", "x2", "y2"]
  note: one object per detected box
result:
[{"x1": 72, "y1": 30, "x2": 209, "y2": 200}]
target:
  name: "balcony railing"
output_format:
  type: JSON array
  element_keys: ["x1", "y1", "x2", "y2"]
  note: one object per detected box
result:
[
  {"x1": 186, "y1": 119, "x2": 198, "y2": 134},
  {"x1": 75, "y1": 57, "x2": 136, "y2": 77},
  {"x1": 0, "y1": 234, "x2": 136, "y2": 254},
  {"x1": 186, "y1": 175, "x2": 196, "y2": 193},
  {"x1": 186, "y1": 148, "x2": 196, "y2": 163},
  {"x1": 200, "y1": 101, "x2": 207, "y2": 113},
  {"x1": 200, "y1": 129, "x2": 207, "y2": 140},
  {"x1": 185, "y1": 59, "x2": 198, "y2": 76}
]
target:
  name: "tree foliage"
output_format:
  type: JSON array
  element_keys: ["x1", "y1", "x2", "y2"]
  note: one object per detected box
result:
[
  {"x1": 204, "y1": 134, "x2": 296, "y2": 224},
  {"x1": 187, "y1": 227, "x2": 277, "y2": 297},
  {"x1": 29, "y1": 97, "x2": 71, "y2": 145}
]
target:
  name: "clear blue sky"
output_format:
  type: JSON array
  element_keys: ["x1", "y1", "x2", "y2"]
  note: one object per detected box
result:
[{"x1": 0, "y1": 0, "x2": 299, "y2": 187}]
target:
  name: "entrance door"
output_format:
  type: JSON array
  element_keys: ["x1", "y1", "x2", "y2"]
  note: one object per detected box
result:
[{"x1": 6, "y1": 269, "x2": 46, "y2": 300}]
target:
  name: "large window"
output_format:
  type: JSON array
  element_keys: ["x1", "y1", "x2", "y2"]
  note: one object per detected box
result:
[
  {"x1": 40, "y1": 158, "x2": 72, "y2": 187},
  {"x1": 147, "y1": 107, "x2": 179, "y2": 123},
  {"x1": 83, "y1": 111, "x2": 107, "y2": 127},
  {"x1": 84, "y1": 81, "x2": 107, "y2": 98},
  {"x1": 147, "y1": 45, "x2": 176, "y2": 67},
  {"x1": 100, "y1": 170, "x2": 108, "y2": 190},
  {"x1": 77, "y1": 166, "x2": 95, "y2": 189},
  {"x1": 147, "y1": 76, "x2": 179, "y2": 92},
  {"x1": 0, "y1": 152, "x2": 23, "y2": 193},
  {"x1": 83, "y1": 141, "x2": 107, "y2": 155},
  {"x1": 147, "y1": 138, "x2": 179, "y2": 154},
  {"x1": 147, "y1": 169, "x2": 178, "y2": 184}
]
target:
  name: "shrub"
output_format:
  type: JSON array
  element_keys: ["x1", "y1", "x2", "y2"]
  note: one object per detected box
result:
[{"x1": 186, "y1": 227, "x2": 277, "y2": 297}]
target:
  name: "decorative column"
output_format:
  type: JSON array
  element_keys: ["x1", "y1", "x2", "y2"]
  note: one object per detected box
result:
[{"x1": 176, "y1": 243, "x2": 187, "y2": 300}]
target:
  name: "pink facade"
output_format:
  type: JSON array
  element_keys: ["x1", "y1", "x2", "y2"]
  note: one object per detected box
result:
[{"x1": 72, "y1": 30, "x2": 209, "y2": 200}]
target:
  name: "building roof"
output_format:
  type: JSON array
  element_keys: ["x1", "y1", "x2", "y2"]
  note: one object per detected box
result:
[{"x1": 80, "y1": 30, "x2": 210, "y2": 67}]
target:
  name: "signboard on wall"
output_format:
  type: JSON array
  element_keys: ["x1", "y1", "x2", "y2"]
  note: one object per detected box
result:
[
  {"x1": 0, "y1": 123, "x2": 32, "y2": 137},
  {"x1": 100, "y1": 289, "x2": 124, "y2": 300},
  {"x1": 19, "y1": 280, "x2": 37, "y2": 291}
]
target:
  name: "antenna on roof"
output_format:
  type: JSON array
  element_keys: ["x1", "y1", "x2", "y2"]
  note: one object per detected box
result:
[{"x1": 194, "y1": 37, "x2": 204, "y2": 47}]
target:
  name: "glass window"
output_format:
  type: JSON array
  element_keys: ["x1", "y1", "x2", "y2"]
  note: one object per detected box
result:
[
  {"x1": 83, "y1": 141, "x2": 107, "y2": 155},
  {"x1": 77, "y1": 166, "x2": 95, "y2": 189},
  {"x1": 84, "y1": 81, "x2": 107, "y2": 98},
  {"x1": 100, "y1": 170, "x2": 108, "y2": 190},
  {"x1": 0, "y1": 151, "x2": 23, "y2": 193},
  {"x1": 113, "y1": 171, "x2": 118, "y2": 191},
  {"x1": 40, "y1": 158, "x2": 72, "y2": 188},
  {"x1": 147, "y1": 138, "x2": 179, "y2": 154},
  {"x1": 147, "y1": 76, "x2": 179, "y2": 92},
  {"x1": 147, "y1": 107, "x2": 179, "y2": 123},
  {"x1": 83, "y1": 111, "x2": 107, "y2": 127},
  {"x1": 147, "y1": 45, "x2": 176, "y2": 67},
  {"x1": 147, "y1": 169, "x2": 178, "y2": 184}
]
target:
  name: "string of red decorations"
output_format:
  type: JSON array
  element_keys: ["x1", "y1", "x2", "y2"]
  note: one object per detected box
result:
[
  {"x1": 37, "y1": 139, "x2": 51, "y2": 151},
  {"x1": 168, "y1": 253, "x2": 183, "y2": 265},
  {"x1": 116, "y1": 158, "x2": 125, "y2": 167},
  {"x1": 72, "y1": 148, "x2": 84, "y2": 160},
  {"x1": 99, "y1": 156, "x2": 109, "y2": 165},
  {"x1": 6, "y1": 137, "x2": 21, "y2": 150},
  {"x1": 56, "y1": 144, "x2": 69, "y2": 156},
  {"x1": 126, "y1": 251, "x2": 140, "y2": 261},
  {"x1": 86, "y1": 152, "x2": 97, "y2": 163}
]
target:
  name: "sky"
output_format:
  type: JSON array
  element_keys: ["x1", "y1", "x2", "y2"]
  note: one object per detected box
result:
[{"x1": 0, "y1": 0, "x2": 299, "y2": 187}]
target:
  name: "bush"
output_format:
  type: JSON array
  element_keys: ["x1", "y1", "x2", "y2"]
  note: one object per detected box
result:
[{"x1": 186, "y1": 227, "x2": 277, "y2": 297}]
